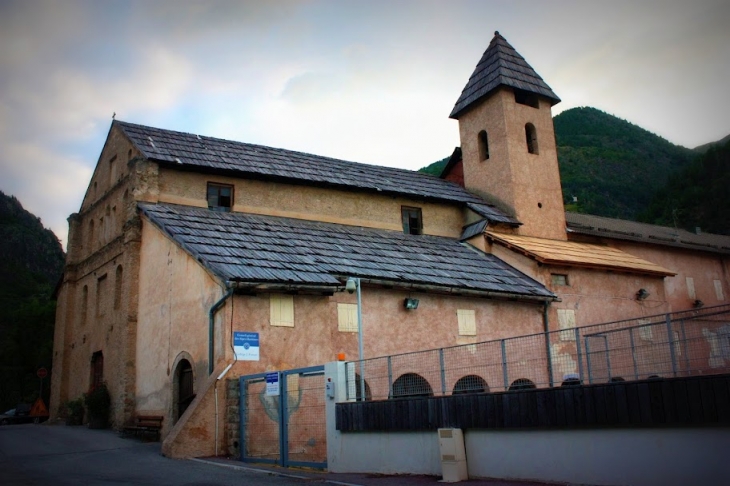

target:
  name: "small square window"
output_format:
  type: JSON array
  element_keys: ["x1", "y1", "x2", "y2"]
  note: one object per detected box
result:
[
  {"x1": 457, "y1": 309, "x2": 476, "y2": 336},
  {"x1": 270, "y1": 294, "x2": 294, "y2": 327},
  {"x1": 401, "y1": 206, "x2": 423, "y2": 235},
  {"x1": 207, "y1": 183, "x2": 233, "y2": 212},
  {"x1": 337, "y1": 303, "x2": 358, "y2": 332},
  {"x1": 551, "y1": 274, "x2": 568, "y2": 286}
]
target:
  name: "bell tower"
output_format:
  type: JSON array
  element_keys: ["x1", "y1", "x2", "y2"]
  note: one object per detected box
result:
[{"x1": 450, "y1": 32, "x2": 566, "y2": 240}]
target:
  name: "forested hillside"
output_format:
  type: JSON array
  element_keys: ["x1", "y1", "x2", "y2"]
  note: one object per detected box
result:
[
  {"x1": 0, "y1": 190, "x2": 65, "y2": 411},
  {"x1": 554, "y1": 107, "x2": 695, "y2": 219},
  {"x1": 641, "y1": 140, "x2": 730, "y2": 235}
]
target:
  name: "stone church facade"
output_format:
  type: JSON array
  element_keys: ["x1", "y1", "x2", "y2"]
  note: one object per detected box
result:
[{"x1": 51, "y1": 32, "x2": 730, "y2": 457}]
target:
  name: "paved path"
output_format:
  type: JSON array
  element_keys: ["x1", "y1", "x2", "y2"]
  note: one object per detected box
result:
[{"x1": 0, "y1": 423, "x2": 570, "y2": 485}]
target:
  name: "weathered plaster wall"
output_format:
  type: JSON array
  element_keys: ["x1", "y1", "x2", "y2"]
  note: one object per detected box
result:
[
  {"x1": 51, "y1": 127, "x2": 142, "y2": 425},
  {"x1": 601, "y1": 240, "x2": 729, "y2": 312},
  {"x1": 136, "y1": 219, "x2": 224, "y2": 437},
  {"x1": 155, "y1": 169, "x2": 466, "y2": 238}
]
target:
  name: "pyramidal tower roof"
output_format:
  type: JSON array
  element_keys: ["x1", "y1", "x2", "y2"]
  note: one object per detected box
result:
[{"x1": 450, "y1": 31, "x2": 560, "y2": 119}]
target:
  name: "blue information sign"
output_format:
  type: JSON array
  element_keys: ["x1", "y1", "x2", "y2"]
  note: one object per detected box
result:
[{"x1": 233, "y1": 332, "x2": 260, "y2": 361}]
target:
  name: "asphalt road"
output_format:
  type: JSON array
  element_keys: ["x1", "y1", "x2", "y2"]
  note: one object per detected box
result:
[
  {"x1": 0, "y1": 423, "x2": 311, "y2": 486},
  {"x1": 0, "y1": 423, "x2": 570, "y2": 486}
]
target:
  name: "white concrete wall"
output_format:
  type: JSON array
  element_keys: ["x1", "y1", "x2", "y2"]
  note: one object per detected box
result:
[
  {"x1": 325, "y1": 361, "x2": 441, "y2": 475},
  {"x1": 466, "y1": 428, "x2": 729, "y2": 486}
]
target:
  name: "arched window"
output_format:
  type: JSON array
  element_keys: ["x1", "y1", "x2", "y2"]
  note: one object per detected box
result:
[
  {"x1": 391, "y1": 373, "x2": 433, "y2": 399},
  {"x1": 525, "y1": 123, "x2": 538, "y2": 154},
  {"x1": 90, "y1": 351, "x2": 104, "y2": 389},
  {"x1": 114, "y1": 265, "x2": 123, "y2": 310},
  {"x1": 354, "y1": 373, "x2": 372, "y2": 401},
  {"x1": 80, "y1": 285, "x2": 88, "y2": 327},
  {"x1": 508, "y1": 378, "x2": 536, "y2": 391},
  {"x1": 88, "y1": 220, "x2": 95, "y2": 251},
  {"x1": 453, "y1": 375, "x2": 489, "y2": 395},
  {"x1": 174, "y1": 359, "x2": 195, "y2": 422},
  {"x1": 478, "y1": 130, "x2": 489, "y2": 161}
]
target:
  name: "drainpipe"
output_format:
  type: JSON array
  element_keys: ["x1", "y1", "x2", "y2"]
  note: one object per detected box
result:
[
  {"x1": 543, "y1": 302, "x2": 555, "y2": 387},
  {"x1": 214, "y1": 362, "x2": 234, "y2": 457},
  {"x1": 209, "y1": 285, "x2": 234, "y2": 375}
]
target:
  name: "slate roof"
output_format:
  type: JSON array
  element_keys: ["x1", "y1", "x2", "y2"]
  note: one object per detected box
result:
[
  {"x1": 467, "y1": 202, "x2": 521, "y2": 225},
  {"x1": 139, "y1": 203, "x2": 555, "y2": 301},
  {"x1": 450, "y1": 31, "x2": 560, "y2": 119},
  {"x1": 566, "y1": 213, "x2": 730, "y2": 255},
  {"x1": 116, "y1": 120, "x2": 492, "y2": 206}
]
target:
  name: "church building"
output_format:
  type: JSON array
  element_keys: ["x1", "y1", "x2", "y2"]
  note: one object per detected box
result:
[{"x1": 50, "y1": 32, "x2": 730, "y2": 457}]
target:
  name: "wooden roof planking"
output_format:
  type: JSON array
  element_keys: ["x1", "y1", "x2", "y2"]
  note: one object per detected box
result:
[{"x1": 486, "y1": 231, "x2": 676, "y2": 277}]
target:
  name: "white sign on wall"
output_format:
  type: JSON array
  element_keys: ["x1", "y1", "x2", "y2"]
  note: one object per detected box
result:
[
  {"x1": 233, "y1": 332, "x2": 259, "y2": 361},
  {"x1": 265, "y1": 372, "x2": 280, "y2": 396}
]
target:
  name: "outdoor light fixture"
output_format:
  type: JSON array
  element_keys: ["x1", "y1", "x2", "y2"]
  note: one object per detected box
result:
[
  {"x1": 693, "y1": 299, "x2": 704, "y2": 308},
  {"x1": 404, "y1": 298, "x2": 419, "y2": 310},
  {"x1": 636, "y1": 288, "x2": 650, "y2": 301}
]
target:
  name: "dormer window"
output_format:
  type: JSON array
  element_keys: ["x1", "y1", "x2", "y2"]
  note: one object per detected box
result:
[
  {"x1": 401, "y1": 206, "x2": 423, "y2": 235},
  {"x1": 207, "y1": 183, "x2": 233, "y2": 212}
]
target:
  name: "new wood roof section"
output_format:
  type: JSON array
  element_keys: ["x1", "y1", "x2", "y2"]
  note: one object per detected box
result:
[
  {"x1": 139, "y1": 203, "x2": 556, "y2": 301},
  {"x1": 450, "y1": 31, "x2": 560, "y2": 119},
  {"x1": 486, "y1": 232, "x2": 676, "y2": 277}
]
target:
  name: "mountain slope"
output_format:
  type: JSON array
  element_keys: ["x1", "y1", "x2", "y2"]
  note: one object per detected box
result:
[
  {"x1": 554, "y1": 107, "x2": 695, "y2": 219},
  {"x1": 0, "y1": 190, "x2": 65, "y2": 410},
  {"x1": 641, "y1": 140, "x2": 730, "y2": 235}
]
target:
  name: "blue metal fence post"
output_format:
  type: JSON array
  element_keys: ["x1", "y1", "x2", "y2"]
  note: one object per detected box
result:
[
  {"x1": 279, "y1": 371, "x2": 287, "y2": 467},
  {"x1": 500, "y1": 339, "x2": 508, "y2": 391},
  {"x1": 575, "y1": 327, "x2": 584, "y2": 384},
  {"x1": 387, "y1": 356, "x2": 393, "y2": 398},
  {"x1": 680, "y1": 319, "x2": 691, "y2": 374},
  {"x1": 585, "y1": 337, "x2": 593, "y2": 384},
  {"x1": 666, "y1": 314, "x2": 678, "y2": 377},
  {"x1": 439, "y1": 349, "x2": 447, "y2": 396},
  {"x1": 629, "y1": 328, "x2": 639, "y2": 380}
]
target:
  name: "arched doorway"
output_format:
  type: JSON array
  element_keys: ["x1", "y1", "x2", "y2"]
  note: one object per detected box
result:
[{"x1": 174, "y1": 359, "x2": 195, "y2": 422}]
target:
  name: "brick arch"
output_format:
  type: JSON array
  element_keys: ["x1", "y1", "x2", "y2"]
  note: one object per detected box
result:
[{"x1": 171, "y1": 351, "x2": 196, "y2": 424}]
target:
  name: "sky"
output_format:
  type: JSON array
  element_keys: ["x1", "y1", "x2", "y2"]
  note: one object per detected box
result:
[{"x1": 1, "y1": 0, "x2": 729, "y2": 249}]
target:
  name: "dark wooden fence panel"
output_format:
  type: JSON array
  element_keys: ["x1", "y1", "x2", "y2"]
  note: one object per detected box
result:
[{"x1": 336, "y1": 374, "x2": 730, "y2": 432}]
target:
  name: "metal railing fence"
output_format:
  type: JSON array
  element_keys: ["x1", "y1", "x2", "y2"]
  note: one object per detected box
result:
[{"x1": 345, "y1": 304, "x2": 730, "y2": 401}]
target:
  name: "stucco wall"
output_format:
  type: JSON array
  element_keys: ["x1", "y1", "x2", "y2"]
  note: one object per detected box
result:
[
  {"x1": 155, "y1": 168, "x2": 465, "y2": 238},
  {"x1": 604, "y1": 240, "x2": 729, "y2": 312},
  {"x1": 136, "y1": 218, "x2": 225, "y2": 437}
]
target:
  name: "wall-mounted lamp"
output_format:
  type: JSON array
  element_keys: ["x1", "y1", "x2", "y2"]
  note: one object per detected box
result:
[
  {"x1": 636, "y1": 288, "x2": 650, "y2": 301},
  {"x1": 404, "y1": 298, "x2": 419, "y2": 310},
  {"x1": 693, "y1": 299, "x2": 704, "y2": 308}
]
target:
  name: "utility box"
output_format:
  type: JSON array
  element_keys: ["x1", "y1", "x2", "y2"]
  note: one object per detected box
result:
[{"x1": 438, "y1": 428, "x2": 468, "y2": 482}]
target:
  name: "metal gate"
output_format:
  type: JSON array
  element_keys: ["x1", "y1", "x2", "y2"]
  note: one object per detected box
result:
[{"x1": 239, "y1": 365, "x2": 327, "y2": 469}]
